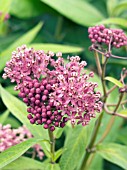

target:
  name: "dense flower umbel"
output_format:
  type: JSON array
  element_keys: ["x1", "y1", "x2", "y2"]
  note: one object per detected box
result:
[
  {"x1": 0, "y1": 124, "x2": 44, "y2": 159},
  {"x1": 88, "y1": 25, "x2": 127, "y2": 48},
  {"x1": 3, "y1": 45, "x2": 103, "y2": 130}
]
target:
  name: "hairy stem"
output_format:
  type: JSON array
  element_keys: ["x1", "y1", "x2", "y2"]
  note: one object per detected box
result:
[
  {"x1": 48, "y1": 129, "x2": 55, "y2": 163},
  {"x1": 96, "y1": 116, "x2": 115, "y2": 144},
  {"x1": 94, "y1": 51, "x2": 102, "y2": 77},
  {"x1": 101, "y1": 57, "x2": 108, "y2": 102}
]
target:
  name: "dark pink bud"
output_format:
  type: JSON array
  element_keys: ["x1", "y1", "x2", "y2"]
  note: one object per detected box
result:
[
  {"x1": 27, "y1": 108, "x2": 31, "y2": 113},
  {"x1": 47, "y1": 111, "x2": 52, "y2": 116},
  {"x1": 30, "y1": 119, "x2": 35, "y2": 124},
  {"x1": 35, "y1": 94, "x2": 40, "y2": 99},
  {"x1": 47, "y1": 120, "x2": 52, "y2": 124},
  {"x1": 50, "y1": 126, "x2": 55, "y2": 131},
  {"x1": 46, "y1": 105, "x2": 51, "y2": 110},
  {"x1": 60, "y1": 122, "x2": 65, "y2": 128},
  {"x1": 46, "y1": 84, "x2": 51, "y2": 90},
  {"x1": 43, "y1": 89, "x2": 49, "y2": 95},
  {"x1": 27, "y1": 114, "x2": 33, "y2": 119},
  {"x1": 44, "y1": 124, "x2": 49, "y2": 129},
  {"x1": 36, "y1": 88, "x2": 41, "y2": 94},
  {"x1": 37, "y1": 120, "x2": 42, "y2": 124},
  {"x1": 34, "y1": 82, "x2": 40, "y2": 88},
  {"x1": 42, "y1": 95, "x2": 47, "y2": 101},
  {"x1": 40, "y1": 85, "x2": 44, "y2": 91}
]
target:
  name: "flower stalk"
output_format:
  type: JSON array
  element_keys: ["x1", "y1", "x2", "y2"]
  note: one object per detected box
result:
[{"x1": 48, "y1": 128, "x2": 55, "y2": 163}]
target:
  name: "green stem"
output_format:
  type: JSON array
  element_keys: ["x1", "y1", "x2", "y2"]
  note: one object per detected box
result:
[
  {"x1": 113, "y1": 93, "x2": 124, "y2": 114},
  {"x1": 96, "y1": 116, "x2": 115, "y2": 144},
  {"x1": 48, "y1": 129, "x2": 55, "y2": 163},
  {"x1": 80, "y1": 113, "x2": 103, "y2": 170},
  {"x1": 101, "y1": 57, "x2": 108, "y2": 102},
  {"x1": 94, "y1": 51, "x2": 102, "y2": 77}
]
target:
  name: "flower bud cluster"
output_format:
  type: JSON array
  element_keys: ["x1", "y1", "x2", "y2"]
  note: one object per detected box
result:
[
  {"x1": 0, "y1": 124, "x2": 44, "y2": 159},
  {"x1": 3, "y1": 45, "x2": 103, "y2": 129},
  {"x1": 19, "y1": 78, "x2": 67, "y2": 131},
  {"x1": 88, "y1": 25, "x2": 127, "y2": 48}
]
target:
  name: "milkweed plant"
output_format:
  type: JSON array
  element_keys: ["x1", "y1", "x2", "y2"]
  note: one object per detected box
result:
[{"x1": 1, "y1": 25, "x2": 127, "y2": 170}]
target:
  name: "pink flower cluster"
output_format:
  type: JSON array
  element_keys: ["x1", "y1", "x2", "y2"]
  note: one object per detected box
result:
[
  {"x1": 0, "y1": 124, "x2": 44, "y2": 159},
  {"x1": 88, "y1": 25, "x2": 127, "y2": 48},
  {"x1": 3, "y1": 45, "x2": 103, "y2": 130}
]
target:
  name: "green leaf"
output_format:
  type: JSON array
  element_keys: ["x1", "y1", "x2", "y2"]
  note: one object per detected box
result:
[
  {"x1": 116, "y1": 127, "x2": 127, "y2": 145},
  {"x1": 4, "y1": 116, "x2": 21, "y2": 128},
  {"x1": 0, "y1": 0, "x2": 12, "y2": 13},
  {"x1": 97, "y1": 18, "x2": 127, "y2": 28},
  {"x1": 111, "y1": 2, "x2": 127, "y2": 16},
  {"x1": 5, "y1": 85, "x2": 19, "y2": 95},
  {"x1": 0, "y1": 110, "x2": 9, "y2": 124},
  {"x1": 2, "y1": 156, "x2": 45, "y2": 170},
  {"x1": 41, "y1": 0, "x2": 104, "y2": 27},
  {"x1": 97, "y1": 143, "x2": 127, "y2": 169},
  {"x1": 0, "y1": 138, "x2": 42, "y2": 169},
  {"x1": 118, "y1": 109, "x2": 127, "y2": 118},
  {"x1": 0, "y1": 22, "x2": 43, "y2": 72},
  {"x1": 54, "y1": 128, "x2": 63, "y2": 139},
  {"x1": 0, "y1": 85, "x2": 49, "y2": 155},
  {"x1": 60, "y1": 124, "x2": 91, "y2": 170},
  {"x1": 104, "y1": 76, "x2": 124, "y2": 88},
  {"x1": 10, "y1": 0, "x2": 44, "y2": 18},
  {"x1": 30, "y1": 43, "x2": 84, "y2": 53},
  {"x1": 106, "y1": 0, "x2": 118, "y2": 16},
  {"x1": 45, "y1": 163, "x2": 60, "y2": 170},
  {"x1": 54, "y1": 148, "x2": 64, "y2": 161}
]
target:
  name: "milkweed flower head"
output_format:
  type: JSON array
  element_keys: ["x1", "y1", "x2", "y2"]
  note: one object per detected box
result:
[
  {"x1": 0, "y1": 124, "x2": 44, "y2": 159},
  {"x1": 3, "y1": 45, "x2": 103, "y2": 131},
  {"x1": 88, "y1": 25, "x2": 127, "y2": 48}
]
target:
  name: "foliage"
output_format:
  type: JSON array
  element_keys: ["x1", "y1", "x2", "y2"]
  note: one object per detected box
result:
[{"x1": 0, "y1": 0, "x2": 127, "y2": 170}]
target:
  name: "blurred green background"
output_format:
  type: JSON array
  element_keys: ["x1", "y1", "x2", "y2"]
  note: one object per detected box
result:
[{"x1": 0, "y1": 0, "x2": 127, "y2": 169}]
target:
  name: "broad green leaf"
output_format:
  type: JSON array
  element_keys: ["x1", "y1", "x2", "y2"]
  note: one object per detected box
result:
[
  {"x1": 106, "y1": 0, "x2": 118, "y2": 16},
  {"x1": 45, "y1": 163, "x2": 60, "y2": 170},
  {"x1": 2, "y1": 156, "x2": 45, "y2": 170},
  {"x1": 0, "y1": 22, "x2": 43, "y2": 72},
  {"x1": 60, "y1": 124, "x2": 91, "y2": 170},
  {"x1": 0, "y1": 110, "x2": 9, "y2": 124},
  {"x1": 118, "y1": 109, "x2": 127, "y2": 117},
  {"x1": 4, "y1": 116, "x2": 21, "y2": 128},
  {"x1": 54, "y1": 128, "x2": 63, "y2": 139},
  {"x1": 5, "y1": 85, "x2": 19, "y2": 95},
  {"x1": 116, "y1": 127, "x2": 127, "y2": 145},
  {"x1": 10, "y1": 0, "x2": 57, "y2": 19},
  {"x1": 54, "y1": 148, "x2": 64, "y2": 161},
  {"x1": 10, "y1": 0, "x2": 44, "y2": 18},
  {"x1": 87, "y1": 154, "x2": 103, "y2": 170},
  {"x1": 41, "y1": 0, "x2": 104, "y2": 27},
  {"x1": 0, "y1": 85, "x2": 49, "y2": 155},
  {"x1": 0, "y1": 0, "x2": 12, "y2": 13},
  {"x1": 104, "y1": 76, "x2": 124, "y2": 88},
  {"x1": 97, "y1": 18, "x2": 127, "y2": 28},
  {"x1": 0, "y1": 138, "x2": 42, "y2": 169},
  {"x1": 97, "y1": 143, "x2": 127, "y2": 169},
  {"x1": 111, "y1": 2, "x2": 127, "y2": 16},
  {"x1": 30, "y1": 43, "x2": 84, "y2": 53}
]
